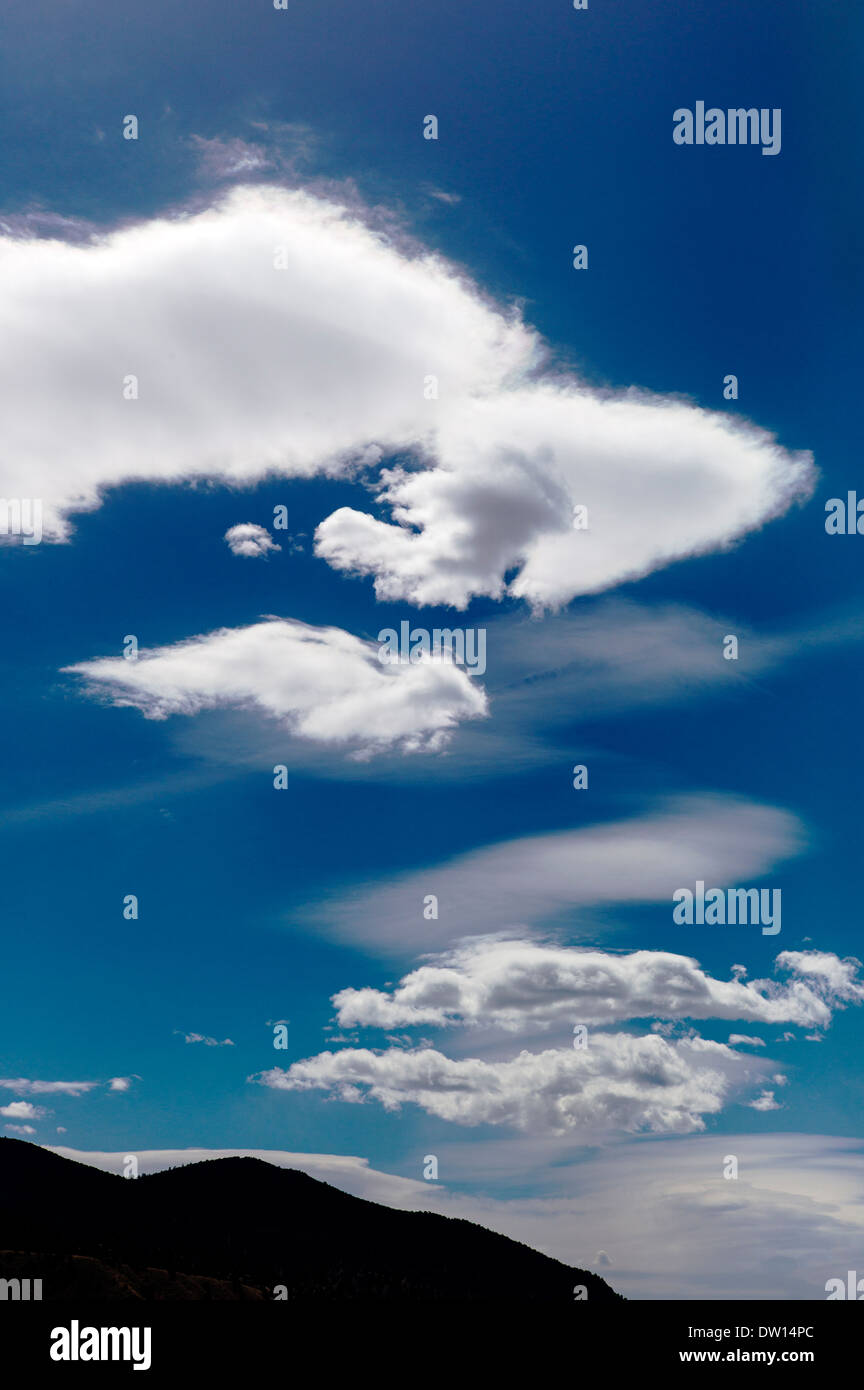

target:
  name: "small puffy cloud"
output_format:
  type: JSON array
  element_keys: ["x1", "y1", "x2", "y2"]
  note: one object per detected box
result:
[
  {"x1": 0, "y1": 1101, "x2": 46, "y2": 1120},
  {"x1": 66, "y1": 617, "x2": 487, "y2": 757},
  {"x1": 330, "y1": 941, "x2": 864, "y2": 1033},
  {"x1": 224, "y1": 522, "x2": 281, "y2": 558},
  {"x1": 5, "y1": 1124, "x2": 36, "y2": 1135},
  {"x1": 178, "y1": 1032, "x2": 235, "y2": 1047},
  {"x1": 0, "y1": 184, "x2": 812, "y2": 611},
  {"x1": 253, "y1": 1032, "x2": 765, "y2": 1136},
  {"x1": 747, "y1": 1090, "x2": 782, "y2": 1112},
  {"x1": 728, "y1": 1034, "x2": 767, "y2": 1047},
  {"x1": 108, "y1": 1076, "x2": 134, "y2": 1091}
]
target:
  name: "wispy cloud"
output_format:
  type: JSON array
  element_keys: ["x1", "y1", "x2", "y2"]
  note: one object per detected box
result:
[
  {"x1": 300, "y1": 793, "x2": 804, "y2": 949},
  {"x1": 0, "y1": 1078, "x2": 101, "y2": 1097},
  {"x1": 176, "y1": 1032, "x2": 235, "y2": 1048}
]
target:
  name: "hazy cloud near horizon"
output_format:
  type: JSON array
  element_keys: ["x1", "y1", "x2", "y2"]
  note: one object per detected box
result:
[{"x1": 45, "y1": 1135, "x2": 864, "y2": 1300}]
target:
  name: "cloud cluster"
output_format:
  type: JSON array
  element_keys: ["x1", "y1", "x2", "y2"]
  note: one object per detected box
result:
[
  {"x1": 0, "y1": 185, "x2": 812, "y2": 608},
  {"x1": 332, "y1": 940, "x2": 864, "y2": 1033},
  {"x1": 66, "y1": 616, "x2": 487, "y2": 755},
  {"x1": 253, "y1": 942, "x2": 863, "y2": 1134}
]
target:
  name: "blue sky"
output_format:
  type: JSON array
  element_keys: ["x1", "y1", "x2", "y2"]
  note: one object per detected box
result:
[{"x1": 1, "y1": 0, "x2": 862, "y2": 1298}]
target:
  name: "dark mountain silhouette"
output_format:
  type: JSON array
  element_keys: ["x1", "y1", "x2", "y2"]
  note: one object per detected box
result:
[{"x1": 0, "y1": 1138, "x2": 622, "y2": 1301}]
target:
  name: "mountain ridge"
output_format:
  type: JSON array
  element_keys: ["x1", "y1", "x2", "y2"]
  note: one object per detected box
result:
[{"x1": 0, "y1": 1138, "x2": 622, "y2": 1301}]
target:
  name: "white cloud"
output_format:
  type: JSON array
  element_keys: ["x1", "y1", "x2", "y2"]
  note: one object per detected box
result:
[
  {"x1": 146, "y1": 598, "x2": 864, "y2": 788},
  {"x1": 747, "y1": 1089, "x2": 782, "y2": 1112},
  {"x1": 253, "y1": 1032, "x2": 771, "y2": 1136},
  {"x1": 315, "y1": 391, "x2": 814, "y2": 610},
  {"x1": 108, "y1": 1076, "x2": 134, "y2": 1091},
  {"x1": 0, "y1": 185, "x2": 812, "y2": 608},
  {"x1": 331, "y1": 940, "x2": 863, "y2": 1033},
  {"x1": 224, "y1": 522, "x2": 281, "y2": 558},
  {"x1": 0, "y1": 1101, "x2": 46, "y2": 1119},
  {"x1": 305, "y1": 794, "x2": 803, "y2": 947},
  {"x1": 776, "y1": 949, "x2": 864, "y2": 998},
  {"x1": 5, "y1": 1124, "x2": 36, "y2": 1135},
  {"x1": 0, "y1": 185, "x2": 532, "y2": 543},
  {"x1": 66, "y1": 617, "x2": 487, "y2": 756}
]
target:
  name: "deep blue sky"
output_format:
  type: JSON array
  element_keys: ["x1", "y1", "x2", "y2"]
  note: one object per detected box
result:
[{"x1": 0, "y1": 0, "x2": 861, "y2": 1213}]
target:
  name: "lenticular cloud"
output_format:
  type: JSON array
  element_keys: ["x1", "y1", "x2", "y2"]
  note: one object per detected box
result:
[{"x1": 0, "y1": 184, "x2": 814, "y2": 606}]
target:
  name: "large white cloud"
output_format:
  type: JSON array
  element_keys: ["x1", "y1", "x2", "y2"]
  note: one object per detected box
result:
[
  {"x1": 0, "y1": 185, "x2": 531, "y2": 542},
  {"x1": 253, "y1": 1032, "x2": 769, "y2": 1136},
  {"x1": 65, "y1": 616, "x2": 487, "y2": 755},
  {"x1": 0, "y1": 184, "x2": 813, "y2": 607},
  {"x1": 331, "y1": 940, "x2": 864, "y2": 1033}
]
